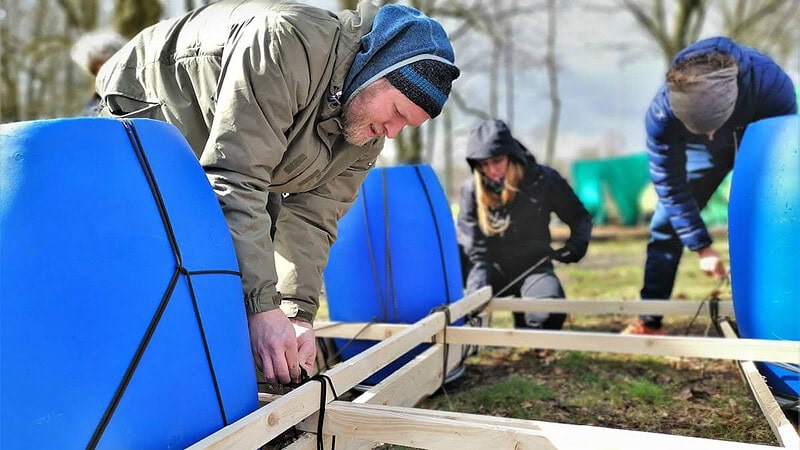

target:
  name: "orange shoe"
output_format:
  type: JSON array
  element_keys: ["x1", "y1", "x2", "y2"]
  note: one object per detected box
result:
[{"x1": 621, "y1": 320, "x2": 667, "y2": 336}]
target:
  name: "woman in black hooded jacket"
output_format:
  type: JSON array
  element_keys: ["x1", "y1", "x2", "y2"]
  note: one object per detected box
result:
[{"x1": 457, "y1": 120, "x2": 592, "y2": 329}]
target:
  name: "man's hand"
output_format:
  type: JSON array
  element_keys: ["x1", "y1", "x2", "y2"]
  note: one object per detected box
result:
[
  {"x1": 290, "y1": 319, "x2": 316, "y2": 374},
  {"x1": 247, "y1": 309, "x2": 301, "y2": 384},
  {"x1": 697, "y1": 246, "x2": 727, "y2": 279}
]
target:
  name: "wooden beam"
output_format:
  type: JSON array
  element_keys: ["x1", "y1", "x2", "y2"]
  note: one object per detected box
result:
[
  {"x1": 288, "y1": 345, "x2": 455, "y2": 450},
  {"x1": 485, "y1": 298, "x2": 734, "y2": 316},
  {"x1": 442, "y1": 328, "x2": 800, "y2": 364},
  {"x1": 187, "y1": 287, "x2": 492, "y2": 449},
  {"x1": 289, "y1": 314, "x2": 487, "y2": 450},
  {"x1": 311, "y1": 402, "x2": 780, "y2": 450},
  {"x1": 719, "y1": 320, "x2": 800, "y2": 448},
  {"x1": 314, "y1": 322, "x2": 407, "y2": 341},
  {"x1": 315, "y1": 323, "x2": 799, "y2": 364}
]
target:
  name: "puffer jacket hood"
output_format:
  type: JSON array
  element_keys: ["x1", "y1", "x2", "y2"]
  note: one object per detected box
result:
[{"x1": 466, "y1": 119, "x2": 535, "y2": 171}]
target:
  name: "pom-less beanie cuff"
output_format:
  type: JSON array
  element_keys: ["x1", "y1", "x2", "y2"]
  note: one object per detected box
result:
[{"x1": 385, "y1": 59, "x2": 460, "y2": 118}]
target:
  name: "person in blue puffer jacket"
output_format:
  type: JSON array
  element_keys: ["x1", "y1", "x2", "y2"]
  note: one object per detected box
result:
[{"x1": 624, "y1": 37, "x2": 797, "y2": 335}]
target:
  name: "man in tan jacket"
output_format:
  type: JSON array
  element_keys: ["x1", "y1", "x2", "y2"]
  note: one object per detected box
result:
[{"x1": 96, "y1": 0, "x2": 460, "y2": 385}]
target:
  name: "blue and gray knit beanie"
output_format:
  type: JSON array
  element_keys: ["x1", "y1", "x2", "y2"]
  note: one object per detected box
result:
[{"x1": 342, "y1": 4, "x2": 460, "y2": 118}]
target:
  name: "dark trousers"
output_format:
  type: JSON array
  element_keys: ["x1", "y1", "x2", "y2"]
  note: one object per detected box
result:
[{"x1": 640, "y1": 144, "x2": 733, "y2": 328}]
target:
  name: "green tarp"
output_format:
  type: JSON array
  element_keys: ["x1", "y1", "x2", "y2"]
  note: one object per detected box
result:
[{"x1": 572, "y1": 152, "x2": 731, "y2": 227}]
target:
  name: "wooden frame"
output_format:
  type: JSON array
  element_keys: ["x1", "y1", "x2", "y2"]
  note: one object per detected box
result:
[{"x1": 190, "y1": 294, "x2": 800, "y2": 449}]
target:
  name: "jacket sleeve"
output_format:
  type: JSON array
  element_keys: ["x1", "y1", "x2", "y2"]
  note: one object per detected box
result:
[
  {"x1": 457, "y1": 180, "x2": 491, "y2": 293},
  {"x1": 274, "y1": 144, "x2": 382, "y2": 322},
  {"x1": 547, "y1": 168, "x2": 592, "y2": 259},
  {"x1": 645, "y1": 87, "x2": 712, "y2": 251},
  {"x1": 198, "y1": 23, "x2": 311, "y2": 316}
]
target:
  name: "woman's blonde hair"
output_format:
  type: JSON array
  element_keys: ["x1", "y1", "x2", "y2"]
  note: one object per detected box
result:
[{"x1": 474, "y1": 157, "x2": 525, "y2": 236}]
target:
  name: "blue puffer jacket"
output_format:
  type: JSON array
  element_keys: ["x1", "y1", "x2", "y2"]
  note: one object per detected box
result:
[{"x1": 645, "y1": 37, "x2": 796, "y2": 251}]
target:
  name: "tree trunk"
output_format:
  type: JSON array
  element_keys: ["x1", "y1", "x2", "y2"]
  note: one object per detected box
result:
[
  {"x1": 443, "y1": 106, "x2": 453, "y2": 197},
  {"x1": 504, "y1": 0, "x2": 515, "y2": 127},
  {"x1": 544, "y1": 0, "x2": 561, "y2": 166},
  {"x1": 395, "y1": 127, "x2": 423, "y2": 164},
  {"x1": 114, "y1": 0, "x2": 163, "y2": 39},
  {"x1": 0, "y1": 0, "x2": 20, "y2": 122}
]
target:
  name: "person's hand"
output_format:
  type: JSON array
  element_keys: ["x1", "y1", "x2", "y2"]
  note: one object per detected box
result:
[
  {"x1": 247, "y1": 309, "x2": 301, "y2": 384},
  {"x1": 697, "y1": 246, "x2": 727, "y2": 279},
  {"x1": 290, "y1": 318, "x2": 316, "y2": 375},
  {"x1": 551, "y1": 244, "x2": 581, "y2": 264}
]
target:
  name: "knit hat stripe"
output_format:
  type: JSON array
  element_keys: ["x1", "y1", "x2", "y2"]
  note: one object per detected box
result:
[
  {"x1": 346, "y1": 54, "x2": 456, "y2": 103},
  {"x1": 398, "y1": 65, "x2": 448, "y2": 107}
]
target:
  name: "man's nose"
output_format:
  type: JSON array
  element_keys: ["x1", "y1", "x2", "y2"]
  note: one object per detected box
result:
[{"x1": 385, "y1": 120, "x2": 405, "y2": 139}]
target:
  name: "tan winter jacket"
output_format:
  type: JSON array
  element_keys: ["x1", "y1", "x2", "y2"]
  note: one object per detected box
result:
[{"x1": 96, "y1": 0, "x2": 384, "y2": 321}]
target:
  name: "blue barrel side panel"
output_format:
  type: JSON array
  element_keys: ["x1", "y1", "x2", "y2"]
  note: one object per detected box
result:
[
  {"x1": 0, "y1": 118, "x2": 257, "y2": 449},
  {"x1": 132, "y1": 120, "x2": 256, "y2": 423},
  {"x1": 729, "y1": 115, "x2": 800, "y2": 398},
  {"x1": 324, "y1": 165, "x2": 464, "y2": 385}
]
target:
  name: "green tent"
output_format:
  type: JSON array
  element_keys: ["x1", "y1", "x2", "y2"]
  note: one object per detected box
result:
[{"x1": 572, "y1": 152, "x2": 731, "y2": 227}]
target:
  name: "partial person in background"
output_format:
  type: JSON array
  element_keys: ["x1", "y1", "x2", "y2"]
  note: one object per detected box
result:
[
  {"x1": 458, "y1": 120, "x2": 592, "y2": 332},
  {"x1": 96, "y1": 0, "x2": 459, "y2": 385},
  {"x1": 627, "y1": 36, "x2": 797, "y2": 335},
  {"x1": 70, "y1": 30, "x2": 127, "y2": 116}
]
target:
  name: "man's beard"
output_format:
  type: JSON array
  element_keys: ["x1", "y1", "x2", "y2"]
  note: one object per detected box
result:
[{"x1": 342, "y1": 82, "x2": 383, "y2": 146}]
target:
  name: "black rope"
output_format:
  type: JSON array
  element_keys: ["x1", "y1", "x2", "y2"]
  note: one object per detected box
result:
[
  {"x1": 88, "y1": 120, "x2": 231, "y2": 448},
  {"x1": 185, "y1": 269, "x2": 228, "y2": 426},
  {"x1": 683, "y1": 276, "x2": 729, "y2": 336},
  {"x1": 311, "y1": 374, "x2": 339, "y2": 450},
  {"x1": 429, "y1": 305, "x2": 452, "y2": 393},
  {"x1": 187, "y1": 269, "x2": 241, "y2": 277},
  {"x1": 87, "y1": 269, "x2": 181, "y2": 449},
  {"x1": 382, "y1": 171, "x2": 399, "y2": 322},
  {"x1": 494, "y1": 255, "x2": 552, "y2": 298},
  {"x1": 360, "y1": 184, "x2": 388, "y2": 322},
  {"x1": 122, "y1": 120, "x2": 183, "y2": 266},
  {"x1": 414, "y1": 166, "x2": 453, "y2": 306},
  {"x1": 315, "y1": 318, "x2": 379, "y2": 364}
]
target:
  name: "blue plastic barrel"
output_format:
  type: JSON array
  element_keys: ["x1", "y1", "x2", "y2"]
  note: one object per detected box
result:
[
  {"x1": 323, "y1": 165, "x2": 464, "y2": 385},
  {"x1": 729, "y1": 115, "x2": 800, "y2": 399},
  {"x1": 0, "y1": 118, "x2": 258, "y2": 449}
]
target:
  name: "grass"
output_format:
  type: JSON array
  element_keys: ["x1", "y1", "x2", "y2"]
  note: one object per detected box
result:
[
  {"x1": 318, "y1": 229, "x2": 783, "y2": 447},
  {"x1": 416, "y1": 230, "x2": 780, "y2": 446}
]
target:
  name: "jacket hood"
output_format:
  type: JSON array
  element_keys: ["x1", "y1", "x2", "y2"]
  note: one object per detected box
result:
[
  {"x1": 466, "y1": 120, "x2": 535, "y2": 171},
  {"x1": 341, "y1": 3, "x2": 458, "y2": 104},
  {"x1": 672, "y1": 36, "x2": 752, "y2": 76}
]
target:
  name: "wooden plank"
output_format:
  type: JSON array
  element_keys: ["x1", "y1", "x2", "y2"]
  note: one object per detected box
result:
[
  {"x1": 442, "y1": 328, "x2": 800, "y2": 364},
  {"x1": 315, "y1": 402, "x2": 780, "y2": 450},
  {"x1": 290, "y1": 322, "x2": 481, "y2": 450},
  {"x1": 315, "y1": 323, "x2": 799, "y2": 364},
  {"x1": 187, "y1": 287, "x2": 492, "y2": 449},
  {"x1": 485, "y1": 298, "x2": 734, "y2": 316},
  {"x1": 314, "y1": 322, "x2": 406, "y2": 341},
  {"x1": 319, "y1": 402, "x2": 557, "y2": 450},
  {"x1": 719, "y1": 320, "x2": 800, "y2": 448},
  {"x1": 289, "y1": 345, "x2": 454, "y2": 450}
]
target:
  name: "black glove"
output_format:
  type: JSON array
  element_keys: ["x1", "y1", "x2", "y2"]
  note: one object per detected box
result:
[{"x1": 551, "y1": 243, "x2": 582, "y2": 264}]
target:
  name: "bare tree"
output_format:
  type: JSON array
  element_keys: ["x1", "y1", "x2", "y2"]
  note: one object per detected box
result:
[
  {"x1": 113, "y1": 0, "x2": 162, "y2": 39},
  {"x1": 621, "y1": 0, "x2": 797, "y2": 65},
  {"x1": 0, "y1": 0, "x2": 20, "y2": 121},
  {"x1": 621, "y1": 0, "x2": 707, "y2": 63},
  {"x1": 720, "y1": 0, "x2": 799, "y2": 66},
  {"x1": 543, "y1": 0, "x2": 560, "y2": 166}
]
